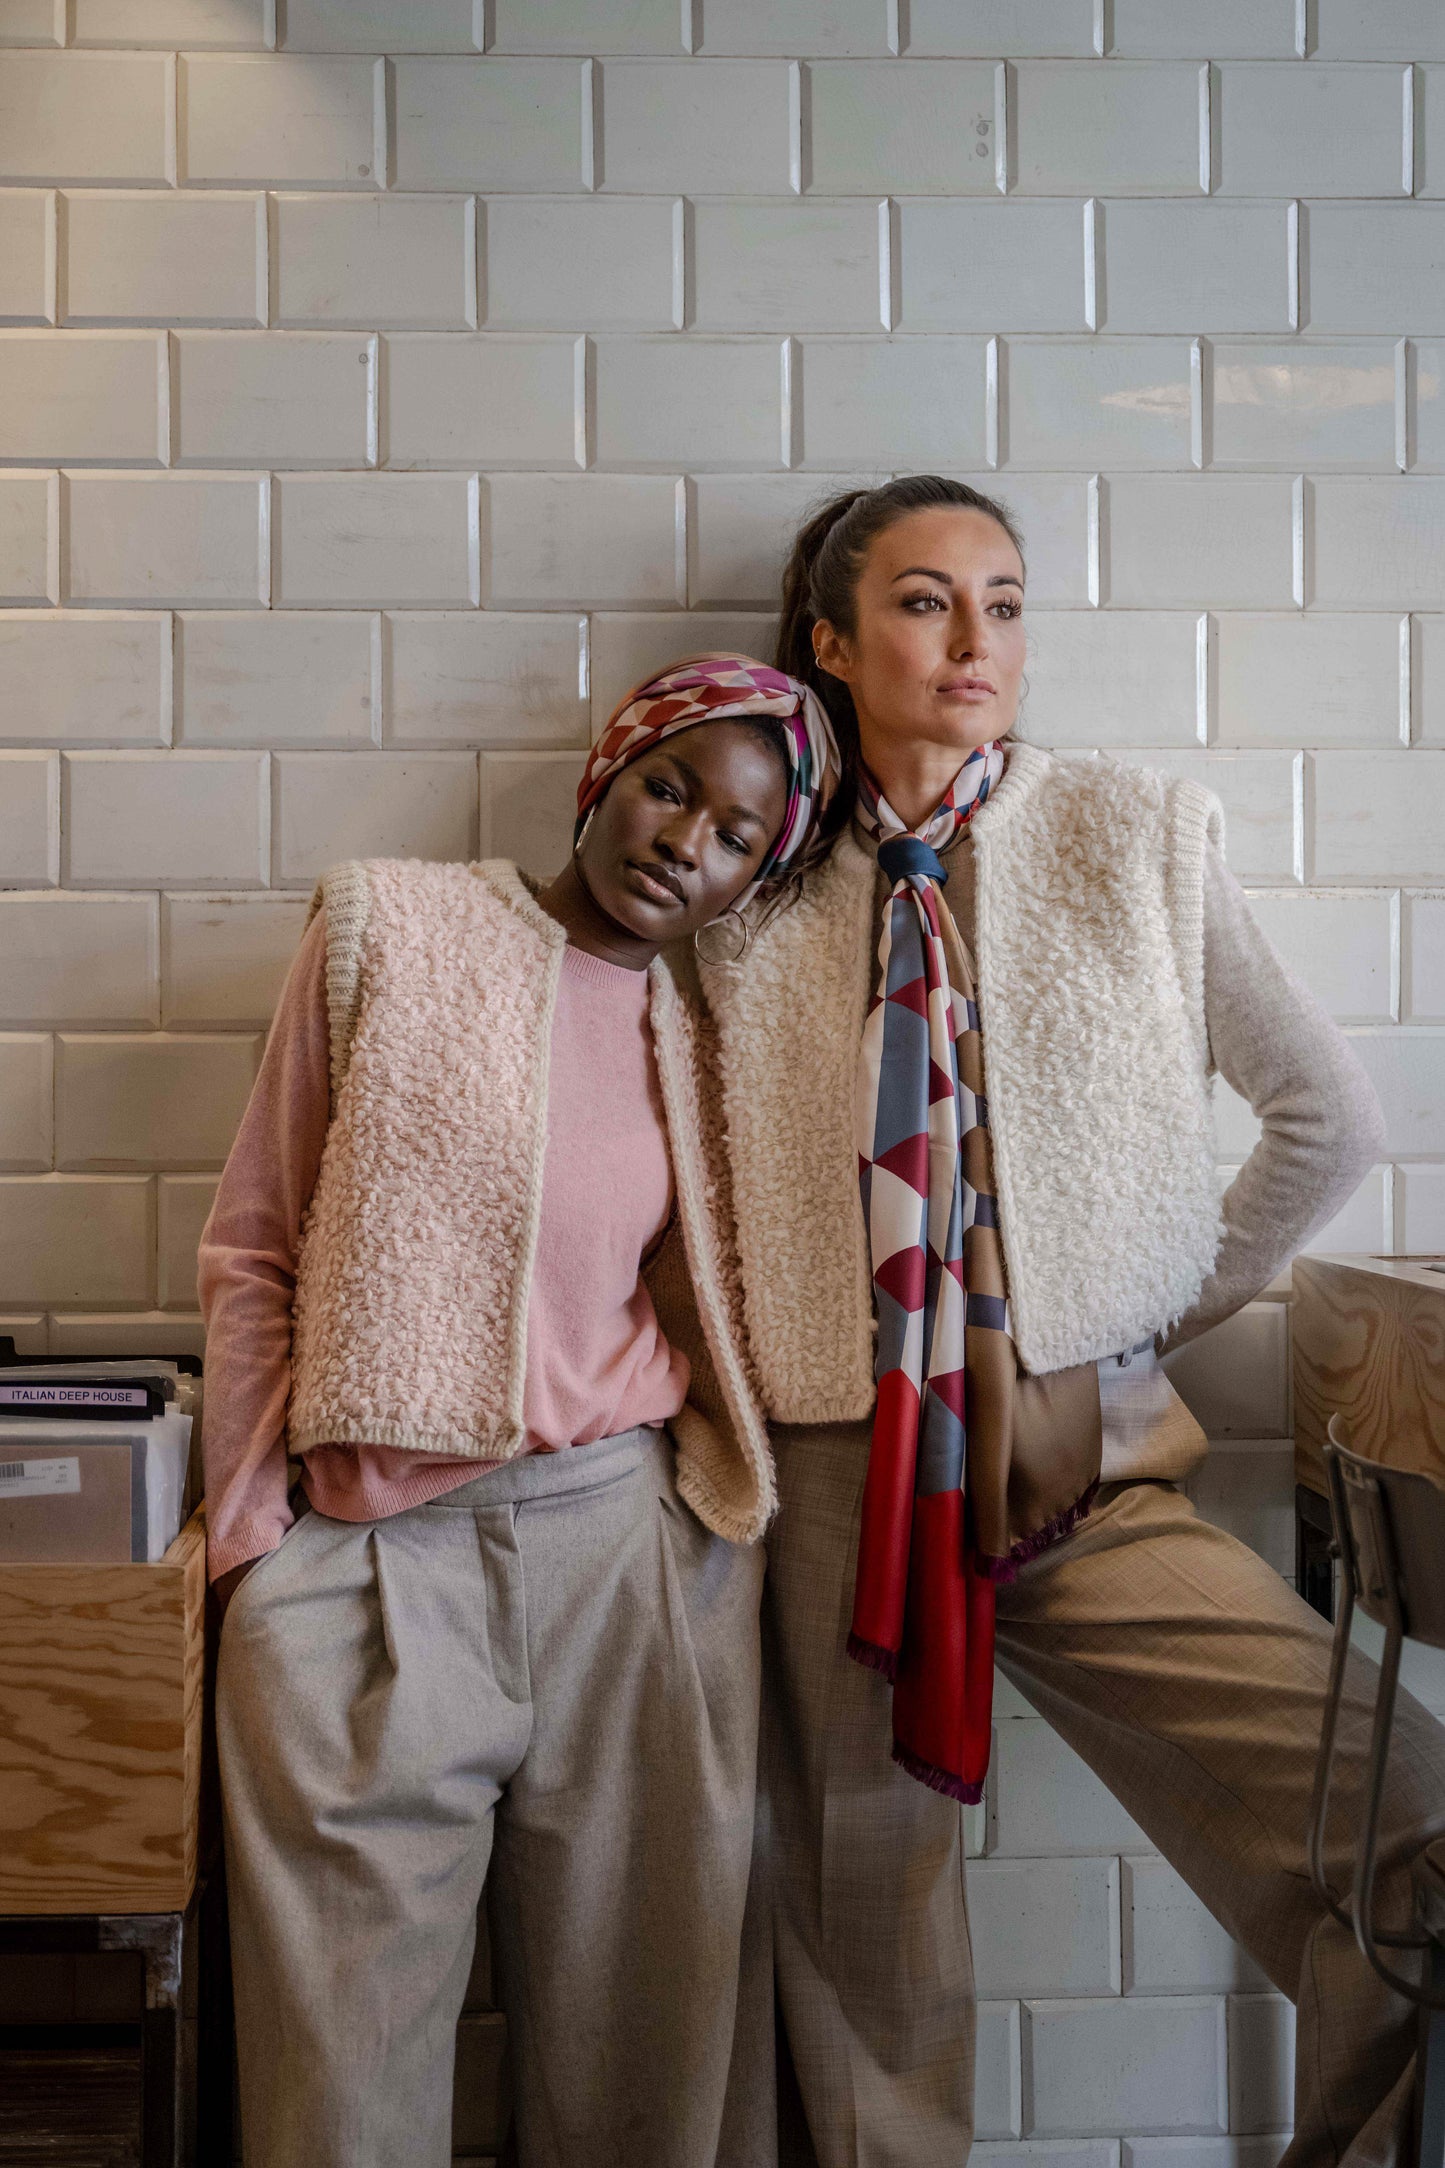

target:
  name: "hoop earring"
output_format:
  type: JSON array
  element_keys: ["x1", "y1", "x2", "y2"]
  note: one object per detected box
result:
[{"x1": 693, "y1": 908, "x2": 750, "y2": 965}]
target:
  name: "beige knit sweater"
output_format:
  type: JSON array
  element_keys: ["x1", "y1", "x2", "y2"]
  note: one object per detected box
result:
[{"x1": 287, "y1": 856, "x2": 775, "y2": 1545}]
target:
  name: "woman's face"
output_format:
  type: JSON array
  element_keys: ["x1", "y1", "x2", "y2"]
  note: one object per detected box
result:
[
  {"x1": 813, "y1": 506, "x2": 1026, "y2": 772},
  {"x1": 577, "y1": 718, "x2": 789, "y2": 945}
]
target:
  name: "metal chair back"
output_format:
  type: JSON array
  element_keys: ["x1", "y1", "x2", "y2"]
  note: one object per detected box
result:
[{"x1": 1308, "y1": 1416, "x2": 1445, "y2": 2024}]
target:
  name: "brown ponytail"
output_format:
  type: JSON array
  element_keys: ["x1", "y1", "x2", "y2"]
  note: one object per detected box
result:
[{"x1": 774, "y1": 474, "x2": 1026, "y2": 849}]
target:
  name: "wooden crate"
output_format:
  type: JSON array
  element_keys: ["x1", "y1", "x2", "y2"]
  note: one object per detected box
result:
[
  {"x1": 1293, "y1": 1255, "x2": 1445, "y2": 1498},
  {"x1": 0, "y1": 1508, "x2": 206, "y2": 1915}
]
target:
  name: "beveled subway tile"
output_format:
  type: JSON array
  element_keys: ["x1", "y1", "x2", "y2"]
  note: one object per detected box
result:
[
  {"x1": 896, "y1": 200, "x2": 1088, "y2": 333},
  {"x1": 1103, "y1": 475, "x2": 1295, "y2": 609},
  {"x1": 1012, "y1": 61, "x2": 1205, "y2": 195},
  {"x1": 1211, "y1": 343, "x2": 1398, "y2": 471},
  {"x1": 692, "y1": 200, "x2": 881, "y2": 331},
  {"x1": 1312, "y1": 478, "x2": 1445, "y2": 608},
  {"x1": 594, "y1": 337, "x2": 786, "y2": 470},
  {"x1": 808, "y1": 62, "x2": 1002, "y2": 195},
  {"x1": 1215, "y1": 63, "x2": 1408, "y2": 198},
  {"x1": 1213, "y1": 613, "x2": 1402, "y2": 744},
  {"x1": 1099, "y1": 203, "x2": 1290, "y2": 334},
  {"x1": 1002, "y1": 337, "x2": 1193, "y2": 468},
  {"x1": 797, "y1": 338, "x2": 989, "y2": 470}
]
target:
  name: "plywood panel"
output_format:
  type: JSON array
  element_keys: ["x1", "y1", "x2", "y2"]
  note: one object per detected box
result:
[
  {"x1": 1293, "y1": 1256, "x2": 1445, "y2": 1496},
  {"x1": 0, "y1": 1509, "x2": 205, "y2": 1915}
]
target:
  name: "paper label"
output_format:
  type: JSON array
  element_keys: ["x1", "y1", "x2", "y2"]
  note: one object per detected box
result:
[
  {"x1": 0, "y1": 1382, "x2": 150, "y2": 1409},
  {"x1": 0, "y1": 1456, "x2": 82, "y2": 1498}
]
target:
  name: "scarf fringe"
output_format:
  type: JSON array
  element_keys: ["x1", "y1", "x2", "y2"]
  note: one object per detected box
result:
[
  {"x1": 846, "y1": 1631, "x2": 899, "y2": 1683},
  {"x1": 891, "y1": 1741, "x2": 986, "y2": 1805},
  {"x1": 976, "y1": 1477, "x2": 1102, "y2": 1584}
]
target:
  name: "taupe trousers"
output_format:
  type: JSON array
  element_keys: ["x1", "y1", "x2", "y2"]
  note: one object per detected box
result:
[
  {"x1": 735, "y1": 1420, "x2": 1445, "y2": 2168},
  {"x1": 217, "y1": 1426, "x2": 764, "y2": 2168}
]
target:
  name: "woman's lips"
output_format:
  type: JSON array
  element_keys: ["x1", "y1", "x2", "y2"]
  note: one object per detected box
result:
[
  {"x1": 937, "y1": 679, "x2": 995, "y2": 701},
  {"x1": 626, "y1": 861, "x2": 685, "y2": 905}
]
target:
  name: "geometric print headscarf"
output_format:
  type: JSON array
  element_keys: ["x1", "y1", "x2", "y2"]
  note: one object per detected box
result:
[
  {"x1": 576, "y1": 653, "x2": 840, "y2": 910},
  {"x1": 847, "y1": 742, "x2": 1012, "y2": 1805}
]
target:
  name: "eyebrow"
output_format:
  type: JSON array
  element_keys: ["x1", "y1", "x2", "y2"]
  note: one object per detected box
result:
[
  {"x1": 890, "y1": 565, "x2": 1024, "y2": 590},
  {"x1": 658, "y1": 751, "x2": 770, "y2": 832}
]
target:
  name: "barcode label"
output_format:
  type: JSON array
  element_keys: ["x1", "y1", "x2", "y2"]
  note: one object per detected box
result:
[{"x1": 0, "y1": 1457, "x2": 81, "y2": 1498}]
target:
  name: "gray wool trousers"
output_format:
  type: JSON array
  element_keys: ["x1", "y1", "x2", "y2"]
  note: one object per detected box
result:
[
  {"x1": 217, "y1": 1425, "x2": 764, "y2": 2168},
  {"x1": 724, "y1": 1419, "x2": 1445, "y2": 2168}
]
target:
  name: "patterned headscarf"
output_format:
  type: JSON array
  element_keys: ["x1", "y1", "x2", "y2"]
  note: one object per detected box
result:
[
  {"x1": 577, "y1": 654, "x2": 839, "y2": 910},
  {"x1": 849, "y1": 743, "x2": 1012, "y2": 1804}
]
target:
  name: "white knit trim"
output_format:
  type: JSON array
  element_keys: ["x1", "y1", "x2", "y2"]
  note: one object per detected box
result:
[
  {"x1": 465, "y1": 861, "x2": 572, "y2": 1444},
  {"x1": 472, "y1": 857, "x2": 570, "y2": 947},
  {"x1": 649, "y1": 962, "x2": 777, "y2": 1541},
  {"x1": 699, "y1": 828, "x2": 878, "y2": 1426},
  {"x1": 309, "y1": 860, "x2": 373, "y2": 1112},
  {"x1": 1166, "y1": 778, "x2": 1226, "y2": 1072},
  {"x1": 288, "y1": 1416, "x2": 525, "y2": 1461}
]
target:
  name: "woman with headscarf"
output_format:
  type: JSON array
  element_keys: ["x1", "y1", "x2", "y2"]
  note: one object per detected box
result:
[{"x1": 197, "y1": 655, "x2": 838, "y2": 2168}]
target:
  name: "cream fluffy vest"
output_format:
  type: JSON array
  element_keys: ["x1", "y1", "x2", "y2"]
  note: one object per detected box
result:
[
  {"x1": 701, "y1": 745, "x2": 1226, "y2": 1417},
  {"x1": 287, "y1": 857, "x2": 775, "y2": 1545}
]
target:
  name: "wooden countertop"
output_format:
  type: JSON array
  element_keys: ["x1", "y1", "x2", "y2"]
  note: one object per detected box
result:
[{"x1": 1293, "y1": 1255, "x2": 1445, "y2": 1496}]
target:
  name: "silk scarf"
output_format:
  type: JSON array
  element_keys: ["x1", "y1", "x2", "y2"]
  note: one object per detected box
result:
[
  {"x1": 576, "y1": 653, "x2": 839, "y2": 909},
  {"x1": 847, "y1": 743, "x2": 1013, "y2": 1803}
]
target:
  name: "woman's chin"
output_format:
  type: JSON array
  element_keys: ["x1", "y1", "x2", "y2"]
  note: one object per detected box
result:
[
  {"x1": 588, "y1": 878, "x2": 677, "y2": 945},
  {"x1": 913, "y1": 705, "x2": 1003, "y2": 751}
]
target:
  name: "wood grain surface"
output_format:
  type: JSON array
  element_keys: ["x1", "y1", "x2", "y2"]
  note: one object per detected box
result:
[
  {"x1": 0, "y1": 1510, "x2": 206, "y2": 1916},
  {"x1": 0, "y1": 2035, "x2": 141, "y2": 2166},
  {"x1": 1294, "y1": 1256, "x2": 1445, "y2": 1496}
]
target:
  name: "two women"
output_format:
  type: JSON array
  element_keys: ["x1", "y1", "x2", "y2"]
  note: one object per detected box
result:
[
  {"x1": 206, "y1": 471, "x2": 1445, "y2": 2168},
  {"x1": 199, "y1": 658, "x2": 836, "y2": 2168}
]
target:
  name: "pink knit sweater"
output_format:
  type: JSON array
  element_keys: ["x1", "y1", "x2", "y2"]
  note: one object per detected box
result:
[{"x1": 198, "y1": 911, "x2": 690, "y2": 1580}]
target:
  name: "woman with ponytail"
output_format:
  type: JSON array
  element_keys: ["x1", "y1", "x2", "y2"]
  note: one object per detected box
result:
[{"x1": 701, "y1": 478, "x2": 1445, "y2": 2163}]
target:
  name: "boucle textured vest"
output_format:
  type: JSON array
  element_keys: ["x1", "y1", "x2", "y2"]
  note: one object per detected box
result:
[
  {"x1": 701, "y1": 744, "x2": 1226, "y2": 1419},
  {"x1": 287, "y1": 857, "x2": 775, "y2": 1546}
]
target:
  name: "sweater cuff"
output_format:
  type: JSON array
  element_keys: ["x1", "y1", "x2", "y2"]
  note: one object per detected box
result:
[{"x1": 207, "y1": 1515, "x2": 289, "y2": 1583}]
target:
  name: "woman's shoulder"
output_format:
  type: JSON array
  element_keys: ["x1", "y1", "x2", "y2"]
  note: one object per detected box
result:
[
  {"x1": 990, "y1": 742, "x2": 1225, "y2": 862},
  {"x1": 312, "y1": 856, "x2": 565, "y2": 947}
]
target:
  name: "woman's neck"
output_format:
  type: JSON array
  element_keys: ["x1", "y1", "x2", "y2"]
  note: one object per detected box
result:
[
  {"x1": 859, "y1": 739, "x2": 992, "y2": 830},
  {"x1": 535, "y1": 859, "x2": 658, "y2": 972}
]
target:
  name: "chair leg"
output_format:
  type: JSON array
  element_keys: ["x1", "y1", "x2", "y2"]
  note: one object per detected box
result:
[
  {"x1": 130, "y1": 1916, "x2": 184, "y2": 2168},
  {"x1": 196, "y1": 1866, "x2": 234, "y2": 2166},
  {"x1": 1419, "y1": 1942, "x2": 1445, "y2": 2168},
  {"x1": 1296, "y1": 1484, "x2": 1335, "y2": 1622}
]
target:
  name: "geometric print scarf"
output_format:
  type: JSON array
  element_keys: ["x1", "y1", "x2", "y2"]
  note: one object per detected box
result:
[{"x1": 847, "y1": 742, "x2": 1012, "y2": 1804}]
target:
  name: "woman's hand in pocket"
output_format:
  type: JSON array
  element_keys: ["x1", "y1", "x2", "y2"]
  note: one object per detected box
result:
[{"x1": 214, "y1": 1556, "x2": 261, "y2": 1624}]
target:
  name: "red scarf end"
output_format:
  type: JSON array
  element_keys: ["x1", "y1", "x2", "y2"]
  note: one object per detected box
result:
[
  {"x1": 891, "y1": 1741, "x2": 986, "y2": 1805},
  {"x1": 974, "y1": 1550, "x2": 1019, "y2": 1585},
  {"x1": 1001, "y1": 1477, "x2": 1101, "y2": 1574},
  {"x1": 846, "y1": 1630, "x2": 900, "y2": 1683}
]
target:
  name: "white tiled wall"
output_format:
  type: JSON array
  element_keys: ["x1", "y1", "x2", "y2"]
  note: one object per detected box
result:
[{"x1": 3, "y1": 1, "x2": 1443, "y2": 2147}]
